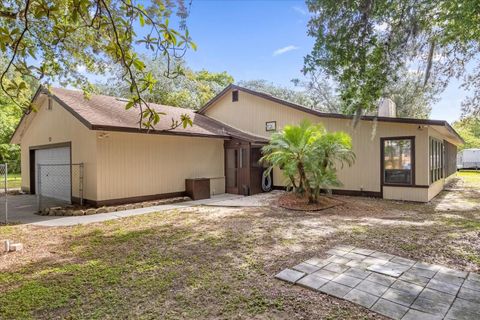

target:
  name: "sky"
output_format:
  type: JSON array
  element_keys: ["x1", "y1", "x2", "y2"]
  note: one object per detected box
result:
[{"x1": 176, "y1": 0, "x2": 468, "y2": 123}]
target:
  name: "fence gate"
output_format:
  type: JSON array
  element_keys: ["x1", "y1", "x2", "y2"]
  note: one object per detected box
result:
[
  {"x1": 0, "y1": 163, "x2": 7, "y2": 224},
  {"x1": 37, "y1": 163, "x2": 84, "y2": 213}
]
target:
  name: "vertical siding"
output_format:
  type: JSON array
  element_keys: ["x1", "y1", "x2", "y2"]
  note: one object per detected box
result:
[
  {"x1": 205, "y1": 90, "x2": 429, "y2": 194},
  {"x1": 428, "y1": 179, "x2": 445, "y2": 201},
  {"x1": 17, "y1": 97, "x2": 98, "y2": 200},
  {"x1": 383, "y1": 186, "x2": 428, "y2": 202},
  {"x1": 96, "y1": 132, "x2": 225, "y2": 201}
]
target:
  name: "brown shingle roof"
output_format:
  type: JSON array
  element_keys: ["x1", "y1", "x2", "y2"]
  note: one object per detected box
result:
[{"x1": 48, "y1": 87, "x2": 268, "y2": 143}]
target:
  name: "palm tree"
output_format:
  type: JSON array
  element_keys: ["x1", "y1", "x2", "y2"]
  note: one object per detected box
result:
[{"x1": 261, "y1": 120, "x2": 355, "y2": 204}]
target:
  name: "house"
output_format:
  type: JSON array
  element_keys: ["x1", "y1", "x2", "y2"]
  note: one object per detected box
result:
[{"x1": 11, "y1": 85, "x2": 463, "y2": 204}]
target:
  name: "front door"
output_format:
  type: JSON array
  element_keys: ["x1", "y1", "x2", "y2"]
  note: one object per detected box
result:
[
  {"x1": 225, "y1": 148, "x2": 239, "y2": 194},
  {"x1": 225, "y1": 142, "x2": 250, "y2": 194}
]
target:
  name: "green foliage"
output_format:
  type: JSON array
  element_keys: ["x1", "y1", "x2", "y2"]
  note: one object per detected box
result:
[
  {"x1": 242, "y1": 76, "x2": 432, "y2": 119},
  {"x1": 381, "y1": 68, "x2": 436, "y2": 119},
  {"x1": 0, "y1": 57, "x2": 34, "y2": 168},
  {"x1": 239, "y1": 79, "x2": 322, "y2": 111},
  {"x1": 453, "y1": 117, "x2": 480, "y2": 150},
  {"x1": 261, "y1": 120, "x2": 355, "y2": 203},
  {"x1": 304, "y1": 0, "x2": 480, "y2": 117},
  {"x1": 98, "y1": 57, "x2": 234, "y2": 109},
  {"x1": 0, "y1": 0, "x2": 196, "y2": 129}
]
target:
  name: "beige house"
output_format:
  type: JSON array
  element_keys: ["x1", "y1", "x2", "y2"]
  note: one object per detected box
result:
[{"x1": 11, "y1": 85, "x2": 463, "y2": 204}]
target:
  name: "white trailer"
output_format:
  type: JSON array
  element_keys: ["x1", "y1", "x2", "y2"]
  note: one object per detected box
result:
[{"x1": 457, "y1": 148, "x2": 480, "y2": 170}]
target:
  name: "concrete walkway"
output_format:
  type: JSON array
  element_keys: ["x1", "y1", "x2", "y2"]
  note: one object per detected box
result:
[
  {"x1": 276, "y1": 245, "x2": 480, "y2": 320},
  {"x1": 0, "y1": 193, "x2": 246, "y2": 227}
]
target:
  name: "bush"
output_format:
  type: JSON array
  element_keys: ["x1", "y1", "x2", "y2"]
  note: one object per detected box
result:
[{"x1": 261, "y1": 120, "x2": 355, "y2": 203}]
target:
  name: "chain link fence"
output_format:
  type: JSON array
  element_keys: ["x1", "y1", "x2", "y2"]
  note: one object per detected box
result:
[
  {"x1": 37, "y1": 163, "x2": 84, "y2": 213},
  {"x1": 0, "y1": 164, "x2": 7, "y2": 224},
  {"x1": 0, "y1": 160, "x2": 21, "y2": 191}
]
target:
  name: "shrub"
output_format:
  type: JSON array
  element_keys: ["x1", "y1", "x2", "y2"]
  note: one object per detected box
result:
[{"x1": 261, "y1": 120, "x2": 355, "y2": 203}]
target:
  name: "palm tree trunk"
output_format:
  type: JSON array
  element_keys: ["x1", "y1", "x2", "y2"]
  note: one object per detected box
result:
[{"x1": 297, "y1": 162, "x2": 306, "y2": 194}]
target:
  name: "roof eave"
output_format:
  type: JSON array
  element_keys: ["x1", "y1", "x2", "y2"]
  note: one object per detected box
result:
[
  {"x1": 90, "y1": 124, "x2": 230, "y2": 139},
  {"x1": 198, "y1": 84, "x2": 465, "y2": 144}
]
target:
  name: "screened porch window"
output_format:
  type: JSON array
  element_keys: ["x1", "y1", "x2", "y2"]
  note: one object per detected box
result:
[
  {"x1": 430, "y1": 138, "x2": 444, "y2": 183},
  {"x1": 383, "y1": 138, "x2": 414, "y2": 185}
]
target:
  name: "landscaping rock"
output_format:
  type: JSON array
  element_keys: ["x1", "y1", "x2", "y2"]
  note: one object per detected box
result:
[
  {"x1": 132, "y1": 203, "x2": 142, "y2": 209},
  {"x1": 115, "y1": 206, "x2": 126, "y2": 211},
  {"x1": 3, "y1": 240, "x2": 10, "y2": 252},
  {"x1": 42, "y1": 208, "x2": 50, "y2": 215},
  {"x1": 85, "y1": 208, "x2": 96, "y2": 215},
  {"x1": 124, "y1": 204, "x2": 133, "y2": 210},
  {"x1": 96, "y1": 207, "x2": 108, "y2": 214},
  {"x1": 72, "y1": 210, "x2": 84, "y2": 216},
  {"x1": 9, "y1": 243, "x2": 23, "y2": 252}
]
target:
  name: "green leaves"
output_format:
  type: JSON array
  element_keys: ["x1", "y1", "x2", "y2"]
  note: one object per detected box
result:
[
  {"x1": 304, "y1": 0, "x2": 480, "y2": 117},
  {"x1": 261, "y1": 120, "x2": 355, "y2": 203},
  {"x1": 453, "y1": 117, "x2": 480, "y2": 150},
  {"x1": 0, "y1": 0, "x2": 194, "y2": 128}
]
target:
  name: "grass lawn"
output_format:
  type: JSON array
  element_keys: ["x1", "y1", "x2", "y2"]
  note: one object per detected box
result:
[
  {"x1": 0, "y1": 171, "x2": 479, "y2": 319},
  {"x1": 458, "y1": 169, "x2": 480, "y2": 185},
  {"x1": 1, "y1": 173, "x2": 22, "y2": 189}
]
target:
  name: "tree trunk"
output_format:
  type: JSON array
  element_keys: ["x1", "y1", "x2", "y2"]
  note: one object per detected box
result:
[{"x1": 297, "y1": 162, "x2": 306, "y2": 194}]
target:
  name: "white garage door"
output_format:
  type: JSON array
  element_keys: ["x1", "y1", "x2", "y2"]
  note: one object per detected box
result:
[{"x1": 35, "y1": 147, "x2": 71, "y2": 202}]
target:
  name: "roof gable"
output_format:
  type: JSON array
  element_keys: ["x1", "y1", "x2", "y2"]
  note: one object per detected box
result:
[{"x1": 11, "y1": 86, "x2": 269, "y2": 144}]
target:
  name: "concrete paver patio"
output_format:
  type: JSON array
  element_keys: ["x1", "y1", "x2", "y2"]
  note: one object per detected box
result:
[{"x1": 276, "y1": 245, "x2": 480, "y2": 320}]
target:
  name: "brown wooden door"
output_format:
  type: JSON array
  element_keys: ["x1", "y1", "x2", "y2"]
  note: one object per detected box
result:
[
  {"x1": 225, "y1": 148, "x2": 239, "y2": 194},
  {"x1": 237, "y1": 147, "x2": 250, "y2": 194},
  {"x1": 225, "y1": 143, "x2": 251, "y2": 195}
]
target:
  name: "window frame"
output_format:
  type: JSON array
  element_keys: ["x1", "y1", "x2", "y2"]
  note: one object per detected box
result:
[
  {"x1": 232, "y1": 90, "x2": 239, "y2": 102},
  {"x1": 429, "y1": 137, "x2": 445, "y2": 184},
  {"x1": 381, "y1": 136, "x2": 416, "y2": 187}
]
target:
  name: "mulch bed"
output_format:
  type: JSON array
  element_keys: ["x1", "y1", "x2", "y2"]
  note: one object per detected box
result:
[{"x1": 278, "y1": 192, "x2": 344, "y2": 211}]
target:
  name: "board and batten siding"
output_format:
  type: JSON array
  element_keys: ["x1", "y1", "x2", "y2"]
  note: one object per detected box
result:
[
  {"x1": 204, "y1": 89, "x2": 430, "y2": 196},
  {"x1": 96, "y1": 132, "x2": 225, "y2": 202},
  {"x1": 17, "y1": 96, "x2": 98, "y2": 200}
]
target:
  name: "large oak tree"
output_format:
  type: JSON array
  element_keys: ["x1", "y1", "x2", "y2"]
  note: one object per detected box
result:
[
  {"x1": 304, "y1": 0, "x2": 480, "y2": 118},
  {"x1": 0, "y1": 0, "x2": 195, "y2": 128}
]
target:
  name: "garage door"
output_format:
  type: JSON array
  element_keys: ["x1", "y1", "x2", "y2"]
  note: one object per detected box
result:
[{"x1": 35, "y1": 147, "x2": 71, "y2": 202}]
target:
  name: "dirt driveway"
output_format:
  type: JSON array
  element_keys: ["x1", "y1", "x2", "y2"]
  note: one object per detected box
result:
[{"x1": 0, "y1": 172, "x2": 479, "y2": 319}]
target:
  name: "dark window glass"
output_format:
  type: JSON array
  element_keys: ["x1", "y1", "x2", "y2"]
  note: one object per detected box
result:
[
  {"x1": 250, "y1": 147, "x2": 262, "y2": 167},
  {"x1": 384, "y1": 139, "x2": 413, "y2": 185},
  {"x1": 232, "y1": 90, "x2": 239, "y2": 102},
  {"x1": 239, "y1": 148, "x2": 248, "y2": 168}
]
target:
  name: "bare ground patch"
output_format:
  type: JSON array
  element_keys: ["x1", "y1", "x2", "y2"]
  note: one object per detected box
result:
[{"x1": 0, "y1": 172, "x2": 479, "y2": 319}]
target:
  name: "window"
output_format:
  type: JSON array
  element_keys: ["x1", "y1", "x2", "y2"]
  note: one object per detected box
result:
[
  {"x1": 239, "y1": 148, "x2": 248, "y2": 168},
  {"x1": 265, "y1": 121, "x2": 276, "y2": 131},
  {"x1": 430, "y1": 138, "x2": 444, "y2": 183},
  {"x1": 226, "y1": 149, "x2": 237, "y2": 188},
  {"x1": 232, "y1": 90, "x2": 239, "y2": 102},
  {"x1": 383, "y1": 138, "x2": 414, "y2": 185}
]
